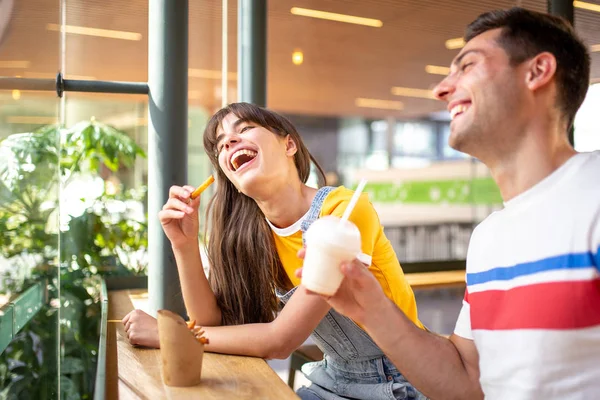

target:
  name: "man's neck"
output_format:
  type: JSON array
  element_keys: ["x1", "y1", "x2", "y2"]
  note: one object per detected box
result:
[{"x1": 488, "y1": 128, "x2": 576, "y2": 202}]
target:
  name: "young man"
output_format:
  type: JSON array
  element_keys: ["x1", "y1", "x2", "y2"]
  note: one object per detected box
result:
[{"x1": 304, "y1": 8, "x2": 600, "y2": 400}]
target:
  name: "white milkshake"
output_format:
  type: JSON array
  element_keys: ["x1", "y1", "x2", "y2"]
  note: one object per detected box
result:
[{"x1": 301, "y1": 216, "x2": 362, "y2": 296}]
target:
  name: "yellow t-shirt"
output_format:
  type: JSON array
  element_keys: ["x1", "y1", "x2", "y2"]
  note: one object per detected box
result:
[{"x1": 268, "y1": 186, "x2": 424, "y2": 329}]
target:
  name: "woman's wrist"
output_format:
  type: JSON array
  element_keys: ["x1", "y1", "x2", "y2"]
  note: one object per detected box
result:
[{"x1": 171, "y1": 240, "x2": 201, "y2": 255}]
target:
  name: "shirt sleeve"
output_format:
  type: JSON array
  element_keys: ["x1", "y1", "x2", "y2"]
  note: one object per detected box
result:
[
  {"x1": 454, "y1": 289, "x2": 474, "y2": 340},
  {"x1": 329, "y1": 193, "x2": 378, "y2": 265}
]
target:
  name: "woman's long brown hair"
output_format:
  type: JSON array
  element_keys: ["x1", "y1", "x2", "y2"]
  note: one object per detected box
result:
[{"x1": 203, "y1": 102, "x2": 326, "y2": 325}]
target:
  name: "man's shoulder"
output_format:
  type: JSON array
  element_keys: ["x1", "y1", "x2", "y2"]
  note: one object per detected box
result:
[
  {"x1": 470, "y1": 210, "x2": 504, "y2": 240},
  {"x1": 571, "y1": 151, "x2": 600, "y2": 181},
  {"x1": 581, "y1": 149, "x2": 600, "y2": 161},
  {"x1": 564, "y1": 151, "x2": 600, "y2": 208},
  {"x1": 576, "y1": 150, "x2": 600, "y2": 172},
  {"x1": 464, "y1": 213, "x2": 505, "y2": 273}
]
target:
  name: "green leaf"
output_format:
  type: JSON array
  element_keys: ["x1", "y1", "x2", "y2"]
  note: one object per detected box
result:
[
  {"x1": 60, "y1": 376, "x2": 80, "y2": 400},
  {"x1": 0, "y1": 118, "x2": 150, "y2": 398},
  {"x1": 60, "y1": 357, "x2": 85, "y2": 374}
]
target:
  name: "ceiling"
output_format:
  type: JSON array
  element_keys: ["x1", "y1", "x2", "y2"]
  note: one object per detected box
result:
[{"x1": 0, "y1": 0, "x2": 599, "y2": 120}]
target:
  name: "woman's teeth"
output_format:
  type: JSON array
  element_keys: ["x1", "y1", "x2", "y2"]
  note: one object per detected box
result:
[{"x1": 231, "y1": 149, "x2": 257, "y2": 171}]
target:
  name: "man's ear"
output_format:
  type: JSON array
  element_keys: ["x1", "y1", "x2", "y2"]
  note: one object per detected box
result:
[
  {"x1": 285, "y1": 135, "x2": 298, "y2": 156},
  {"x1": 525, "y1": 52, "x2": 557, "y2": 93}
]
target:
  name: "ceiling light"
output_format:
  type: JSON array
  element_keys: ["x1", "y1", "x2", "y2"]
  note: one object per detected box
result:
[
  {"x1": 12, "y1": 90, "x2": 20, "y2": 100},
  {"x1": 6, "y1": 116, "x2": 58, "y2": 125},
  {"x1": 292, "y1": 50, "x2": 304, "y2": 65},
  {"x1": 445, "y1": 37, "x2": 465, "y2": 50},
  {"x1": 355, "y1": 98, "x2": 403, "y2": 110},
  {"x1": 425, "y1": 65, "x2": 450, "y2": 75},
  {"x1": 0, "y1": 61, "x2": 30, "y2": 68},
  {"x1": 574, "y1": 1, "x2": 600, "y2": 13},
  {"x1": 291, "y1": 7, "x2": 383, "y2": 28},
  {"x1": 591, "y1": 44, "x2": 600, "y2": 52},
  {"x1": 391, "y1": 87, "x2": 436, "y2": 100},
  {"x1": 188, "y1": 69, "x2": 237, "y2": 80},
  {"x1": 46, "y1": 23, "x2": 142, "y2": 41}
]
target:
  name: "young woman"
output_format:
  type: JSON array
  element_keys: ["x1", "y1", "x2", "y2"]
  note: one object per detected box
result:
[{"x1": 123, "y1": 102, "x2": 427, "y2": 400}]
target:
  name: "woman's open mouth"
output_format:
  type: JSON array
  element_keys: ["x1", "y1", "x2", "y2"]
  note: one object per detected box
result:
[{"x1": 230, "y1": 149, "x2": 258, "y2": 172}]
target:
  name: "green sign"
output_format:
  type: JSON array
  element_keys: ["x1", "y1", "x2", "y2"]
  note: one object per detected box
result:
[{"x1": 360, "y1": 177, "x2": 503, "y2": 205}]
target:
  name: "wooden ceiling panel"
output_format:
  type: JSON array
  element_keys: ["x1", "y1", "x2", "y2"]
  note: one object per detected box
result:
[{"x1": 0, "y1": 0, "x2": 598, "y2": 119}]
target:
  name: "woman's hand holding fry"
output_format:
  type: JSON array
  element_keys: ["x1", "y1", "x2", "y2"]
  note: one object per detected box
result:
[{"x1": 158, "y1": 184, "x2": 201, "y2": 249}]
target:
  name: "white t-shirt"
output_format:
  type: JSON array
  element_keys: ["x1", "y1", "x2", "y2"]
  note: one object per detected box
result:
[{"x1": 454, "y1": 151, "x2": 600, "y2": 399}]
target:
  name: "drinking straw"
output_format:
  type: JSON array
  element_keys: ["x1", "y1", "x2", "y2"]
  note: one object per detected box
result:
[{"x1": 340, "y1": 179, "x2": 368, "y2": 222}]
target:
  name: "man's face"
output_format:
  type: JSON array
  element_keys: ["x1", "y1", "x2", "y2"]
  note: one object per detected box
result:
[{"x1": 433, "y1": 29, "x2": 528, "y2": 159}]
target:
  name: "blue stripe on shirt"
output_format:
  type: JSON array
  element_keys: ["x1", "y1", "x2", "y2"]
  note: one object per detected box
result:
[{"x1": 467, "y1": 247, "x2": 599, "y2": 286}]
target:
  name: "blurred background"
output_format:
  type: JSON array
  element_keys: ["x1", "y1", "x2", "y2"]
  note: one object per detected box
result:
[{"x1": 0, "y1": 0, "x2": 598, "y2": 397}]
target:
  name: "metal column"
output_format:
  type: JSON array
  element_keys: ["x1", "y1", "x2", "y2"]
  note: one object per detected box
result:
[
  {"x1": 548, "y1": 0, "x2": 575, "y2": 146},
  {"x1": 148, "y1": 0, "x2": 188, "y2": 316},
  {"x1": 238, "y1": 0, "x2": 267, "y2": 106},
  {"x1": 548, "y1": 0, "x2": 574, "y2": 25}
]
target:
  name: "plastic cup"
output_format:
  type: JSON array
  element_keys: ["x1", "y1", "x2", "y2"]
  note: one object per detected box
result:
[{"x1": 301, "y1": 215, "x2": 362, "y2": 296}]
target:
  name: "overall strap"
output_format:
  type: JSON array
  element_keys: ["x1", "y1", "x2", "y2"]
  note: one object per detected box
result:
[{"x1": 301, "y1": 186, "x2": 335, "y2": 246}]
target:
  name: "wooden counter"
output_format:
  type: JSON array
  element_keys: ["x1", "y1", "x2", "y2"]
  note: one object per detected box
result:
[
  {"x1": 405, "y1": 270, "x2": 466, "y2": 290},
  {"x1": 108, "y1": 290, "x2": 299, "y2": 399}
]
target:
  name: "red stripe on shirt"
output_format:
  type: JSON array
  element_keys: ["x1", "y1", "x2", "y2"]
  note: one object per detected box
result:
[{"x1": 470, "y1": 279, "x2": 600, "y2": 330}]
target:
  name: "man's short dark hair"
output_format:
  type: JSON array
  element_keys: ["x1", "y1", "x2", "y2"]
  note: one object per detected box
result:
[{"x1": 465, "y1": 7, "x2": 590, "y2": 129}]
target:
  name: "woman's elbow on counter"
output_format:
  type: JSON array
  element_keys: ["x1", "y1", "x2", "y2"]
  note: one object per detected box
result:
[
  {"x1": 262, "y1": 332, "x2": 297, "y2": 360},
  {"x1": 264, "y1": 344, "x2": 295, "y2": 360}
]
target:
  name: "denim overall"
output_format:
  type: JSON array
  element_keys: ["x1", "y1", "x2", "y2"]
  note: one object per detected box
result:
[{"x1": 277, "y1": 187, "x2": 426, "y2": 400}]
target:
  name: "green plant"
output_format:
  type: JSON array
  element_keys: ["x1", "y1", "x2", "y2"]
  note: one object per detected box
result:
[{"x1": 0, "y1": 119, "x2": 147, "y2": 399}]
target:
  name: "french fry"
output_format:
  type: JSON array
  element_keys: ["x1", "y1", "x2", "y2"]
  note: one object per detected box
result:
[
  {"x1": 190, "y1": 175, "x2": 215, "y2": 199},
  {"x1": 184, "y1": 319, "x2": 210, "y2": 346},
  {"x1": 196, "y1": 337, "x2": 209, "y2": 345},
  {"x1": 187, "y1": 322, "x2": 209, "y2": 345}
]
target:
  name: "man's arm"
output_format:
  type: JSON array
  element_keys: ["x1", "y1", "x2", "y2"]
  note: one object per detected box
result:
[
  {"x1": 307, "y1": 258, "x2": 483, "y2": 400},
  {"x1": 364, "y1": 296, "x2": 482, "y2": 400}
]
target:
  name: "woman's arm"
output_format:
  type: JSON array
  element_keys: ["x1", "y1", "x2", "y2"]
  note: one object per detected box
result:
[
  {"x1": 201, "y1": 285, "x2": 330, "y2": 359},
  {"x1": 172, "y1": 242, "x2": 221, "y2": 327},
  {"x1": 122, "y1": 244, "x2": 221, "y2": 345},
  {"x1": 156, "y1": 184, "x2": 222, "y2": 327},
  {"x1": 124, "y1": 284, "x2": 330, "y2": 358}
]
